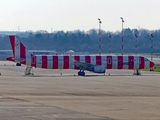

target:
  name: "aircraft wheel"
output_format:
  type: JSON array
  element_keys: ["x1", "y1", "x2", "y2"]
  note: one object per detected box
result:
[
  {"x1": 0, "y1": 73, "x2": 1, "y2": 76},
  {"x1": 82, "y1": 72, "x2": 85, "y2": 76},
  {"x1": 78, "y1": 71, "x2": 85, "y2": 76},
  {"x1": 78, "y1": 71, "x2": 81, "y2": 76}
]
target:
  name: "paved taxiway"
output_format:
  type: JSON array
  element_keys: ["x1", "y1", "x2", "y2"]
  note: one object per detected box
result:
[{"x1": 0, "y1": 61, "x2": 160, "y2": 120}]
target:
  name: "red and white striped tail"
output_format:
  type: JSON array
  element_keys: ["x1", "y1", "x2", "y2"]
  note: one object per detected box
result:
[{"x1": 9, "y1": 35, "x2": 28, "y2": 64}]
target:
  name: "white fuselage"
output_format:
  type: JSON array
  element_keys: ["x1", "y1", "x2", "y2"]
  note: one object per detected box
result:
[{"x1": 23, "y1": 54, "x2": 151, "y2": 70}]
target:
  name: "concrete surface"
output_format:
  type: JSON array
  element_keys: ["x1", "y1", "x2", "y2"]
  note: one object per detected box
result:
[{"x1": 0, "y1": 62, "x2": 160, "y2": 120}]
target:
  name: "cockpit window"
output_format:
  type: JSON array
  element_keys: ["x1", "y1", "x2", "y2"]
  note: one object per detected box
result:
[{"x1": 145, "y1": 59, "x2": 149, "y2": 61}]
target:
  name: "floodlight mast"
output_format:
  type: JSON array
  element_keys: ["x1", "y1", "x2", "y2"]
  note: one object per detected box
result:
[
  {"x1": 150, "y1": 33, "x2": 154, "y2": 61},
  {"x1": 135, "y1": 33, "x2": 138, "y2": 55},
  {"x1": 120, "y1": 17, "x2": 124, "y2": 55},
  {"x1": 108, "y1": 34, "x2": 111, "y2": 54},
  {"x1": 150, "y1": 33, "x2": 154, "y2": 71},
  {"x1": 98, "y1": 18, "x2": 102, "y2": 55}
]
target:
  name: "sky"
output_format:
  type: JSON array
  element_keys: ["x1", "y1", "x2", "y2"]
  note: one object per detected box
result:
[{"x1": 0, "y1": 0, "x2": 160, "y2": 32}]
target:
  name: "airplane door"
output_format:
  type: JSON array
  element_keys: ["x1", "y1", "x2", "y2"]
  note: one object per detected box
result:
[
  {"x1": 107, "y1": 56, "x2": 112, "y2": 69},
  {"x1": 31, "y1": 55, "x2": 36, "y2": 67}
]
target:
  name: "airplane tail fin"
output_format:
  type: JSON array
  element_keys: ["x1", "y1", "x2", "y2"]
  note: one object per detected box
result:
[{"x1": 9, "y1": 35, "x2": 28, "y2": 64}]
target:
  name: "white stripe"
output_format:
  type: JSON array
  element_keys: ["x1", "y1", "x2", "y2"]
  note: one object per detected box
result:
[
  {"x1": 15, "y1": 38, "x2": 20, "y2": 59},
  {"x1": 47, "y1": 55, "x2": 53, "y2": 69},
  {"x1": 101, "y1": 56, "x2": 106, "y2": 68},
  {"x1": 123, "y1": 56, "x2": 128, "y2": 69},
  {"x1": 58, "y1": 55, "x2": 63, "y2": 69},
  {"x1": 26, "y1": 53, "x2": 31, "y2": 66},
  {"x1": 112, "y1": 56, "x2": 117, "y2": 69},
  {"x1": 80, "y1": 55, "x2": 85, "y2": 63},
  {"x1": 134, "y1": 56, "x2": 139, "y2": 69},
  {"x1": 90, "y1": 55, "x2": 96, "y2": 65},
  {"x1": 36, "y1": 56, "x2": 42, "y2": 68},
  {"x1": 69, "y1": 56, "x2": 74, "y2": 69}
]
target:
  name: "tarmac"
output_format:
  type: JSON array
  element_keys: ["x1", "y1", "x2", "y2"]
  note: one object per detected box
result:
[{"x1": 0, "y1": 61, "x2": 160, "y2": 120}]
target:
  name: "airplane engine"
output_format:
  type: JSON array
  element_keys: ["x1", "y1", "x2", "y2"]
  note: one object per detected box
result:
[{"x1": 93, "y1": 66, "x2": 106, "y2": 73}]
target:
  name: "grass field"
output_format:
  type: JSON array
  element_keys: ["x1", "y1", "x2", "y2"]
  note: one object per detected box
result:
[{"x1": 144, "y1": 64, "x2": 160, "y2": 72}]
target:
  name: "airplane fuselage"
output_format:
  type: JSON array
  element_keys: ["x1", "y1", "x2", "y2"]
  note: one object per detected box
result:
[{"x1": 8, "y1": 54, "x2": 152, "y2": 70}]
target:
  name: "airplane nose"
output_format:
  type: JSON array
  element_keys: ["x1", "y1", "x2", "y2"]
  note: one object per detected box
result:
[{"x1": 150, "y1": 61, "x2": 155, "y2": 68}]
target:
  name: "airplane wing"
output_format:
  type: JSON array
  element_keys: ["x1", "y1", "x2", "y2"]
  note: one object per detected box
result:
[
  {"x1": 74, "y1": 60, "x2": 94, "y2": 71},
  {"x1": 70, "y1": 55, "x2": 94, "y2": 71},
  {"x1": 70, "y1": 55, "x2": 106, "y2": 73}
]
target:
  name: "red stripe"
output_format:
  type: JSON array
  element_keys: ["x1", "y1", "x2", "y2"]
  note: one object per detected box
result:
[
  {"x1": 74, "y1": 56, "x2": 80, "y2": 69},
  {"x1": 139, "y1": 56, "x2": 144, "y2": 69},
  {"x1": 117, "y1": 56, "x2": 123, "y2": 69},
  {"x1": 53, "y1": 56, "x2": 58, "y2": 69},
  {"x1": 31, "y1": 54, "x2": 36, "y2": 68},
  {"x1": 42, "y1": 56, "x2": 47, "y2": 69},
  {"x1": 96, "y1": 56, "x2": 101, "y2": 65},
  {"x1": 85, "y1": 55, "x2": 91, "y2": 64},
  {"x1": 128, "y1": 56, "x2": 134, "y2": 69},
  {"x1": 63, "y1": 56, "x2": 69, "y2": 69},
  {"x1": 107, "y1": 56, "x2": 112, "y2": 69},
  {"x1": 20, "y1": 42, "x2": 26, "y2": 64},
  {"x1": 9, "y1": 36, "x2": 15, "y2": 57}
]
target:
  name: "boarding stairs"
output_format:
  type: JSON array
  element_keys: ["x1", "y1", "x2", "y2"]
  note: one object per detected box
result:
[{"x1": 25, "y1": 66, "x2": 34, "y2": 76}]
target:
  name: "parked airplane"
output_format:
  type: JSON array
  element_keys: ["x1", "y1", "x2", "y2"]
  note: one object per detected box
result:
[{"x1": 7, "y1": 35, "x2": 155, "y2": 76}]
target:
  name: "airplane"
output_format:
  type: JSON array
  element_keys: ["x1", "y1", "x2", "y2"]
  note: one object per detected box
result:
[{"x1": 7, "y1": 35, "x2": 155, "y2": 76}]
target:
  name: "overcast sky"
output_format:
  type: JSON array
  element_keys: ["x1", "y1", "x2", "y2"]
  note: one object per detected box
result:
[{"x1": 1, "y1": 0, "x2": 160, "y2": 32}]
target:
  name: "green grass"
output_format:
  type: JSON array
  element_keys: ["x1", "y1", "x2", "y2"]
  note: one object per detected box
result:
[{"x1": 143, "y1": 64, "x2": 160, "y2": 72}]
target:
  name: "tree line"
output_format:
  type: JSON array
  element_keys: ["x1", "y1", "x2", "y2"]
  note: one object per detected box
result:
[{"x1": 0, "y1": 28, "x2": 159, "y2": 53}]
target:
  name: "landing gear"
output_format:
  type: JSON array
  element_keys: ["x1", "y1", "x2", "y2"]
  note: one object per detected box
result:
[
  {"x1": 60, "y1": 69, "x2": 62, "y2": 75},
  {"x1": 25, "y1": 66, "x2": 34, "y2": 76},
  {"x1": 133, "y1": 70, "x2": 141, "y2": 76},
  {"x1": 78, "y1": 70, "x2": 85, "y2": 76},
  {"x1": 150, "y1": 68, "x2": 153, "y2": 71}
]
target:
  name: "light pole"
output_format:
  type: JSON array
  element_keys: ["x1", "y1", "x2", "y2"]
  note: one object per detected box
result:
[
  {"x1": 150, "y1": 33, "x2": 154, "y2": 71},
  {"x1": 120, "y1": 17, "x2": 124, "y2": 55},
  {"x1": 108, "y1": 33, "x2": 111, "y2": 54},
  {"x1": 135, "y1": 33, "x2": 138, "y2": 55},
  {"x1": 150, "y1": 33, "x2": 154, "y2": 61},
  {"x1": 98, "y1": 18, "x2": 102, "y2": 55}
]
